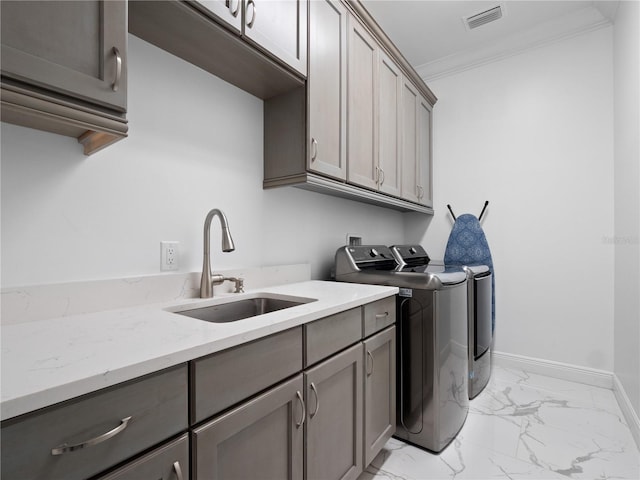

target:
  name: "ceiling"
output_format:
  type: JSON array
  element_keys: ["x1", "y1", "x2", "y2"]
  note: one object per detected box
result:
[{"x1": 360, "y1": 0, "x2": 618, "y2": 81}]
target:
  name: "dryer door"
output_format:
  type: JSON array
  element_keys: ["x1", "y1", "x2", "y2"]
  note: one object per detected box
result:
[{"x1": 474, "y1": 274, "x2": 492, "y2": 359}]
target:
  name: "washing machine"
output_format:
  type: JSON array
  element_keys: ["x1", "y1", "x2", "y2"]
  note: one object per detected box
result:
[
  {"x1": 334, "y1": 245, "x2": 469, "y2": 453},
  {"x1": 390, "y1": 245, "x2": 493, "y2": 399}
]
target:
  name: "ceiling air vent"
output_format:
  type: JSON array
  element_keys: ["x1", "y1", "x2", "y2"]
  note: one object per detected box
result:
[{"x1": 463, "y1": 5, "x2": 504, "y2": 30}]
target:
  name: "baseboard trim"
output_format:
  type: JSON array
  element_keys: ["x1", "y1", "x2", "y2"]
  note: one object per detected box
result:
[
  {"x1": 493, "y1": 351, "x2": 640, "y2": 450},
  {"x1": 613, "y1": 374, "x2": 640, "y2": 450},
  {"x1": 492, "y1": 351, "x2": 613, "y2": 389}
]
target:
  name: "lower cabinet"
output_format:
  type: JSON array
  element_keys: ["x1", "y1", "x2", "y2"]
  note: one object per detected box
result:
[
  {"x1": 305, "y1": 343, "x2": 363, "y2": 480},
  {"x1": 192, "y1": 375, "x2": 305, "y2": 480},
  {"x1": 1, "y1": 297, "x2": 396, "y2": 480},
  {"x1": 363, "y1": 326, "x2": 396, "y2": 466},
  {"x1": 0, "y1": 365, "x2": 188, "y2": 480},
  {"x1": 96, "y1": 434, "x2": 189, "y2": 480}
]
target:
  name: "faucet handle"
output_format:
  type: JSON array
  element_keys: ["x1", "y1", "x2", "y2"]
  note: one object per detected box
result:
[
  {"x1": 233, "y1": 277, "x2": 244, "y2": 293},
  {"x1": 220, "y1": 276, "x2": 244, "y2": 293}
]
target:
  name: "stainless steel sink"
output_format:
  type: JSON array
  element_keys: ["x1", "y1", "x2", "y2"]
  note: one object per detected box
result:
[{"x1": 172, "y1": 295, "x2": 315, "y2": 323}]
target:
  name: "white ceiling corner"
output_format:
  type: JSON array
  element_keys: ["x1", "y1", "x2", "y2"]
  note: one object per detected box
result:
[{"x1": 361, "y1": 0, "x2": 615, "y2": 82}]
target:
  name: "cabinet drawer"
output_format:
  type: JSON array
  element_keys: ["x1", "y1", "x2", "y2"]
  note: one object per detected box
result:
[
  {"x1": 363, "y1": 296, "x2": 396, "y2": 337},
  {"x1": 0, "y1": 364, "x2": 188, "y2": 480},
  {"x1": 96, "y1": 434, "x2": 189, "y2": 480},
  {"x1": 192, "y1": 326, "x2": 302, "y2": 423},
  {"x1": 305, "y1": 307, "x2": 362, "y2": 367}
]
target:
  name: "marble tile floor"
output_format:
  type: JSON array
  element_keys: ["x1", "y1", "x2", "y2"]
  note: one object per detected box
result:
[{"x1": 359, "y1": 365, "x2": 640, "y2": 480}]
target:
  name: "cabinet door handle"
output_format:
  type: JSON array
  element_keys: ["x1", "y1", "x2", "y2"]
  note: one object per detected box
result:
[
  {"x1": 111, "y1": 47, "x2": 122, "y2": 92},
  {"x1": 228, "y1": 0, "x2": 240, "y2": 17},
  {"x1": 51, "y1": 416, "x2": 132, "y2": 455},
  {"x1": 366, "y1": 350, "x2": 374, "y2": 376},
  {"x1": 295, "y1": 390, "x2": 306, "y2": 427},
  {"x1": 246, "y1": 0, "x2": 256, "y2": 28},
  {"x1": 311, "y1": 138, "x2": 318, "y2": 162},
  {"x1": 379, "y1": 168, "x2": 385, "y2": 186},
  {"x1": 173, "y1": 461, "x2": 184, "y2": 480},
  {"x1": 310, "y1": 382, "x2": 320, "y2": 417}
]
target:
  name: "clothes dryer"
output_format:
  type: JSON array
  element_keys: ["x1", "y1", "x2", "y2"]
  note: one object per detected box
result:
[{"x1": 390, "y1": 245, "x2": 492, "y2": 399}]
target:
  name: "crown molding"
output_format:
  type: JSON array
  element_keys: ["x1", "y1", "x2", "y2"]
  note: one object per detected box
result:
[{"x1": 417, "y1": 5, "x2": 613, "y2": 82}]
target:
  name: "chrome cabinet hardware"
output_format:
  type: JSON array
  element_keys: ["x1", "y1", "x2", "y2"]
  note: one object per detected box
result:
[
  {"x1": 295, "y1": 390, "x2": 306, "y2": 427},
  {"x1": 379, "y1": 168, "x2": 385, "y2": 186},
  {"x1": 50, "y1": 416, "x2": 132, "y2": 455},
  {"x1": 311, "y1": 138, "x2": 318, "y2": 162},
  {"x1": 366, "y1": 350, "x2": 374, "y2": 376},
  {"x1": 228, "y1": 0, "x2": 240, "y2": 17},
  {"x1": 173, "y1": 461, "x2": 185, "y2": 480},
  {"x1": 375, "y1": 312, "x2": 389, "y2": 319},
  {"x1": 310, "y1": 382, "x2": 320, "y2": 417},
  {"x1": 246, "y1": 0, "x2": 256, "y2": 28},
  {"x1": 112, "y1": 47, "x2": 122, "y2": 92}
]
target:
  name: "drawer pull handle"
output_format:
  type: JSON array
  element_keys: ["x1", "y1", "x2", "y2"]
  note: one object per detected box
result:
[
  {"x1": 310, "y1": 382, "x2": 320, "y2": 417},
  {"x1": 366, "y1": 350, "x2": 374, "y2": 376},
  {"x1": 51, "y1": 416, "x2": 132, "y2": 455},
  {"x1": 375, "y1": 312, "x2": 389, "y2": 319},
  {"x1": 295, "y1": 390, "x2": 306, "y2": 427},
  {"x1": 173, "y1": 461, "x2": 184, "y2": 480},
  {"x1": 112, "y1": 46, "x2": 122, "y2": 92}
]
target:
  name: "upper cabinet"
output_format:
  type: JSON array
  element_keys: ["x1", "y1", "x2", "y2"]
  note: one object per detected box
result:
[
  {"x1": 400, "y1": 78, "x2": 432, "y2": 208},
  {"x1": 347, "y1": 17, "x2": 402, "y2": 198},
  {"x1": 347, "y1": 16, "x2": 377, "y2": 190},
  {"x1": 191, "y1": 0, "x2": 307, "y2": 76},
  {"x1": 0, "y1": 0, "x2": 128, "y2": 155},
  {"x1": 129, "y1": 1, "x2": 305, "y2": 101},
  {"x1": 264, "y1": 0, "x2": 436, "y2": 214},
  {"x1": 308, "y1": 0, "x2": 348, "y2": 180}
]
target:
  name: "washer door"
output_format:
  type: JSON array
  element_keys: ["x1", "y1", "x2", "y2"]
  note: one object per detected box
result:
[{"x1": 474, "y1": 274, "x2": 492, "y2": 359}]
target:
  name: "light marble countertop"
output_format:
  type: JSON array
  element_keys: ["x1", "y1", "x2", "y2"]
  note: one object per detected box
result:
[{"x1": 1, "y1": 280, "x2": 398, "y2": 421}]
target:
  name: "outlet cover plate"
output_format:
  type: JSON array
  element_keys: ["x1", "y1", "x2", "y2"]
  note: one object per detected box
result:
[{"x1": 161, "y1": 241, "x2": 179, "y2": 271}]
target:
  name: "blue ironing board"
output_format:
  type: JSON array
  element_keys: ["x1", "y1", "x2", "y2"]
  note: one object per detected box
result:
[{"x1": 444, "y1": 213, "x2": 495, "y2": 332}]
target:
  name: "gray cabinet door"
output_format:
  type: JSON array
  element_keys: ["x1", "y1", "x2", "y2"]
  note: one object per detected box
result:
[
  {"x1": 192, "y1": 0, "x2": 243, "y2": 32},
  {"x1": 377, "y1": 50, "x2": 402, "y2": 198},
  {"x1": 193, "y1": 375, "x2": 304, "y2": 480},
  {"x1": 417, "y1": 95, "x2": 433, "y2": 207},
  {"x1": 243, "y1": 0, "x2": 307, "y2": 76},
  {"x1": 305, "y1": 343, "x2": 363, "y2": 480},
  {"x1": 192, "y1": 0, "x2": 306, "y2": 76},
  {"x1": 347, "y1": 16, "x2": 378, "y2": 190},
  {"x1": 401, "y1": 77, "x2": 420, "y2": 204},
  {"x1": 0, "y1": 0, "x2": 126, "y2": 112},
  {"x1": 363, "y1": 326, "x2": 396, "y2": 466},
  {"x1": 308, "y1": 0, "x2": 347, "y2": 180}
]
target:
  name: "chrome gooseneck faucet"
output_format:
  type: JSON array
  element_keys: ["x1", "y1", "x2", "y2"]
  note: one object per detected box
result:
[{"x1": 200, "y1": 208, "x2": 242, "y2": 298}]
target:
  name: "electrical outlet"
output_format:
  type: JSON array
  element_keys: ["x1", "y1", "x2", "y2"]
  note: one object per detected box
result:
[{"x1": 161, "y1": 241, "x2": 179, "y2": 271}]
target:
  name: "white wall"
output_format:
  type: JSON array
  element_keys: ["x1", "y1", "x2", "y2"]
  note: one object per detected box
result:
[
  {"x1": 613, "y1": 1, "x2": 640, "y2": 418},
  {"x1": 409, "y1": 27, "x2": 615, "y2": 371},
  {"x1": 0, "y1": 35, "x2": 406, "y2": 288}
]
